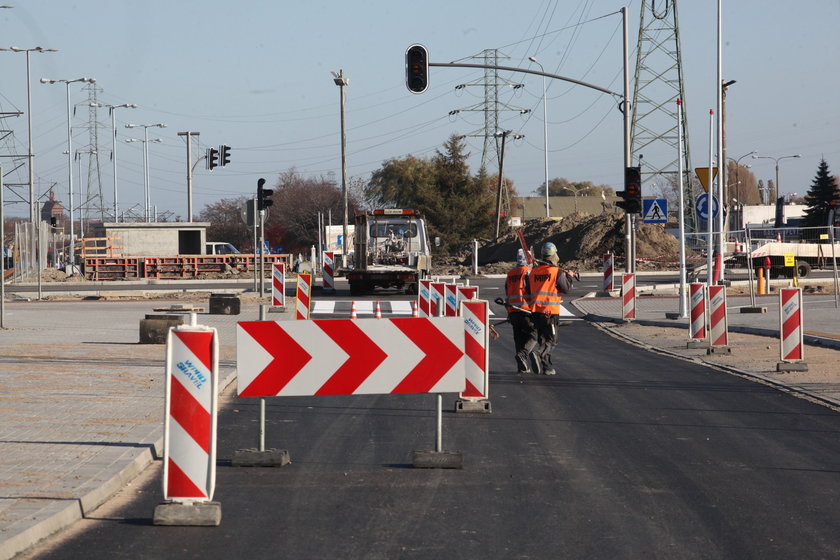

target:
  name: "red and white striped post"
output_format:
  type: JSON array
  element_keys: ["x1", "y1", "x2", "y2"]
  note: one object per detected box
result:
[
  {"x1": 778, "y1": 288, "x2": 807, "y2": 371},
  {"x1": 271, "y1": 262, "x2": 286, "y2": 308},
  {"x1": 603, "y1": 253, "x2": 614, "y2": 292},
  {"x1": 707, "y1": 285, "x2": 729, "y2": 352},
  {"x1": 430, "y1": 281, "x2": 446, "y2": 317},
  {"x1": 444, "y1": 283, "x2": 459, "y2": 317},
  {"x1": 621, "y1": 273, "x2": 636, "y2": 320},
  {"x1": 322, "y1": 251, "x2": 335, "y2": 292},
  {"x1": 296, "y1": 272, "x2": 311, "y2": 320},
  {"x1": 457, "y1": 285, "x2": 478, "y2": 305},
  {"x1": 418, "y1": 279, "x2": 431, "y2": 318},
  {"x1": 160, "y1": 321, "x2": 219, "y2": 512},
  {"x1": 688, "y1": 282, "x2": 706, "y2": 344},
  {"x1": 456, "y1": 299, "x2": 491, "y2": 413}
]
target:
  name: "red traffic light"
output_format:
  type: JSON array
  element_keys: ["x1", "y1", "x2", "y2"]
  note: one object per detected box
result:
[{"x1": 405, "y1": 44, "x2": 429, "y2": 94}]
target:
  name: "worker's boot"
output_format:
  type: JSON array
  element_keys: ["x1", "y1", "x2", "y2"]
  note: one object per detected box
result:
[{"x1": 516, "y1": 340, "x2": 538, "y2": 374}]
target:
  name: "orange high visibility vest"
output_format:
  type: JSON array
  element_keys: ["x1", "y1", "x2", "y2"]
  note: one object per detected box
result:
[
  {"x1": 529, "y1": 264, "x2": 563, "y2": 315},
  {"x1": 505, "y1": 265, "x2": 532, "y2": 313}
]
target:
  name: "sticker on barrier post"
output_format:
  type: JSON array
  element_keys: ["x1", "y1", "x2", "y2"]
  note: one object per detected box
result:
[
  {"x1": 154, "y1": 321, "x2": 221, "y2": 526},
  {"x1": 777, "y1": 288, "x2": 808, "y2": 372}
]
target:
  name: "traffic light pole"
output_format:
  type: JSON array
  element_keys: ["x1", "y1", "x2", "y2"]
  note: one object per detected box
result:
[{"x1": 259, "y1": 208, "x2": 266, "y2": 296}]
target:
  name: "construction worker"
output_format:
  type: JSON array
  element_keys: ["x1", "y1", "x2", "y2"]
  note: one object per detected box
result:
[
  {"x1": 505, "y1": 248, "x2": 537, "y2": 373},
  {"x1": 528, "y1": 242, "x2": 574, "y2": 375}
]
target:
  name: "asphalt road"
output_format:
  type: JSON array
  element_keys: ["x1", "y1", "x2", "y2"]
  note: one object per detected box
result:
[{"x1": 18, "y1": 285, "x2": 840, "y2": 559}]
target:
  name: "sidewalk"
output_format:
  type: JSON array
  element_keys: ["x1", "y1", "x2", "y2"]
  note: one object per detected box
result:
[
  {"x1": 1, "y1": 292, "x2": 839, "y2": 559},
  {"x1": 0, "y1": 299, "x2": 267, "y2": 560}
]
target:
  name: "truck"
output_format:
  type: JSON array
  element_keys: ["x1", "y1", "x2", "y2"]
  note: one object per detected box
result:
[
  {"x1": 747, "y1": 240, "x2": 840, "y2": 278},
  {"x1": 344, "y1": 209, "x2": 432, "y2": 295}
]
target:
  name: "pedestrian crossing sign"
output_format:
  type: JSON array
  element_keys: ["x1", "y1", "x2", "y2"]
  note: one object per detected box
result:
[{"x1": 642, "y1": 198, "x2": 668, "y2": 223}]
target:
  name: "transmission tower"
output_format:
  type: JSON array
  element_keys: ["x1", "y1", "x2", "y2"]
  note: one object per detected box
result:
[
  {"x1": 450, "y1": 49, "x2": 528, "y2": 170},
  {"x1": 630, "y1": 0, "x2": 696, "y2": 232},
  {"x1": 77, "y1": 83, "x2": 108, "y2": 222}
]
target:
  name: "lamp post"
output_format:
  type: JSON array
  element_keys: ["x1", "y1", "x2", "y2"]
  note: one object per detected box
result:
[
  {"x1": 332, "y1": 69, "x2": 349, "y2": 267},
  {"x1": 125, "y1": 123, "x2": 166, "y2": 221},
  {"x1": 40, "y1": 77, "x2": 95, "y2": 270},
  {"x1": 90, "y1": 103, "x2": 136, "y2": 222},
  {"x1": 752, "y1": 153, "x2": 801, "y2": 204},
  {"x1": 528, "y1": 56, "x2": 550, "y2": 219},
  {"x1": 728, "y1": 150, "x2": 755, "y2": 230}
]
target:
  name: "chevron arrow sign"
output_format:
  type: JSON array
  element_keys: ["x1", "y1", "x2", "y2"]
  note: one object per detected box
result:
[{"x1": 236, "y1": 317, "x2": 466, "y2": 397}]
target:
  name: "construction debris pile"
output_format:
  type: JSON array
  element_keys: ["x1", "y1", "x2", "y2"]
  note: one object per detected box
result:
[{"x1": 433, "y1": 212, "x2": 688, "y2": 276}]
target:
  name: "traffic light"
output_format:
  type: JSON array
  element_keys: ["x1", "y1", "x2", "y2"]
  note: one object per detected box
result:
[
  {"x1": 220, "y1": 145, "x2": 231, "y2": 167},
  {"x1": 257, "y1": 178, "x2": 273, "y2": 211},
  {"x1": 207, "y1": 147, "x2": 219, "y2": 170},
  {"x1": 617, "y1": 166, "x2": 642, "y2": 214},
  {"x1": 405, "y1": 44, "x2": 429, "y2": 94}
]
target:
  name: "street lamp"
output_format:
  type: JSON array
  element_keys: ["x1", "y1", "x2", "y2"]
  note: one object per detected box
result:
[
  {"x1": 332, "y1": 69, "x2": 349, "y2": 267},
  {"x1": 0, "y1": 46, "x2": 57, "y2": 228},
  {"x1": 125, "y1": 123, "x2": 166, "y2": 221},
  {"x1": 558, "y1": 185, "x2": 579, "y2": 213},
  {"x1": 90, "y1": 103, "x2": 137, "y2": 221},
  {"x1": 752, "y1": 153, "x2": 801, "y2": 204},
  {"x1": 727, "y1": 150, "x2": 755, "y2": 228},
  {"x1": 40, "y1": 77, "x2": 95, "y2": 270},
  {"x1": 528, "y1": 55, "x2": 550, "y2": 219}
]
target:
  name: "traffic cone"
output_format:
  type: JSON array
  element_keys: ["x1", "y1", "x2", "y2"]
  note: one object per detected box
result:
[
  {"x1": 350, "y1": 301, "x2": 357, "y2": 319},
  {"x1": 776, "y1": 232, "x2": 782, "y2": 242},
  {"x1": 375, "y1": 301, "x2": 382, "y2": 319},
  {"x1": 411, "y1": 301, "x2": 418, "y2": 318}
]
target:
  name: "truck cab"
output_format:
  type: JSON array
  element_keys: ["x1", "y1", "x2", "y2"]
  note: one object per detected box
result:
[
  {"x1": 346, "y1": 209, "x2": 431, "y2": 295},
  {"x1": 205, "y1": 242, "x2": 240, "y2": 255}
]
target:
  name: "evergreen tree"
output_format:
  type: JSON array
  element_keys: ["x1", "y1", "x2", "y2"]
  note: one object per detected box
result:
[{"x1": 802, "y1": 159, "x2": 839, "y2": 228}]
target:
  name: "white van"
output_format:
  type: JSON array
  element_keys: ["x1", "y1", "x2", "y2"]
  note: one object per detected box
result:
[{"x1": 205, "y1": 242, "x2": 240, "y2": 255}]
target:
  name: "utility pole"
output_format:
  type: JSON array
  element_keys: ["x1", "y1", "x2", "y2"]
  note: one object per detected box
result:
[
  {"x1": 332, "y1": 69, "x2": 349, "y2": 268},
  {"x1": 177, "y1": 132, "x2": 200, "y2": 221}
]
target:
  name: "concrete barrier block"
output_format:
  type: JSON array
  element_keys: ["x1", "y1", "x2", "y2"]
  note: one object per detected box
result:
[
  {"x1": 231, "y1": 448, "x2": 291, "y2": 467},
  {"x1": 153, "y1": 501, "x2": 222, "y2": 526},
  {"x1": 209, "y1": 293, "x2": 240, "y2": 315},
  {"x1": 139, "y1": 314, "x2": 186, "y2": 344}
]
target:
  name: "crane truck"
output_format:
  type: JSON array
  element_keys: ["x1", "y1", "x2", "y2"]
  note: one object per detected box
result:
[{"x1": 344, "y1": 209, "x2": 432, "y2": 295}]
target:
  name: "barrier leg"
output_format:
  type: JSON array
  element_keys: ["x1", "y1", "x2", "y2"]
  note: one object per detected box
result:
[
  {"x1": 412, "y1": 394, "x2": 463, "y2": 469},
  {"x1": 232, "y1": 303, "x2": 291, "y2": 468}
]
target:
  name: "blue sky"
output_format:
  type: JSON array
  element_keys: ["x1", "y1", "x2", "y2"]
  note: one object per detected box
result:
[{"x1": 1, "y1": 0, "x2": 839, "y2": 220}]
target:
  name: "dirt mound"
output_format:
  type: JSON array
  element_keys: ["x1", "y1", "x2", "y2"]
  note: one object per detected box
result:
[{"x1": 433, "y1": 212, "x2": 686, "y2": 275}]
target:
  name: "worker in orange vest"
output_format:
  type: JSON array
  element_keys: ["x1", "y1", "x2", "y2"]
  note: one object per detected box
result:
[
  {"x1": 528, "y1": 242, "x2": 574, "y2": 375},
  {"x1": 505, "y1": 248, "x2": 537, "y2": 373}
]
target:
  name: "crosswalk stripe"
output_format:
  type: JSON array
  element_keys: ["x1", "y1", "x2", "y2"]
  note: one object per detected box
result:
[{"x1": 309, "y1": 301, "x2": 579, "y2": 319}]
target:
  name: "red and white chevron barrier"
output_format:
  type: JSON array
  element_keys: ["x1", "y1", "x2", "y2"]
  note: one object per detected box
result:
[
  {"x1": 322, "y1": 251, "x2": 335, "y2": 292},
  {"x1": 460, "y1": 300, "x2": 489, "y2": 399},
  {"x1": 779, "y1": 288, "x2": 804, "y2": 362},
  {"x1": 163, "y1": 324, "x2": 219, "y2": 502},
  {"x1": 622, "y1": 273, "x2": 636, "y2": 320},
  {"x1": 708, "y1": 285, "x2": 729, "y2": 348},
  {"x1": 418, "y1": 279, "x2": 431, "y2": 318},
  {"x1": 603, "y1": 253, "x2": 614, "y2": 292},
  {"x1": 444, "y1": 283, "x2": 459, "y2": 317},
  {"x1": 296, "y1": 272, "x2": 311, "y2": 320},
  {"x1": 430, "y1": 282, "x2": 446, "y2": 317},
  {"x1": 236, "y1": 317, "x2": 466, "y2": 397},
  {"x1": 272, "y1": 262, "x2": 286, "y2": 308},
  {"x1": 689, "y1": 283, "x2": 706, "y2": 340}
]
